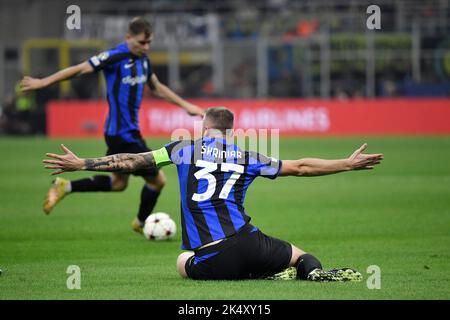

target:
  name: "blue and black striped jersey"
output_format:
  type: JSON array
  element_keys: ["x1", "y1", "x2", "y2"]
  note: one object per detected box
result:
[
  {"x1": 88, "y1": 42, "x2": 152, "y2": 142},
  {"x1": 163, "y1": 137, "x2": 282, "y2": 250}
]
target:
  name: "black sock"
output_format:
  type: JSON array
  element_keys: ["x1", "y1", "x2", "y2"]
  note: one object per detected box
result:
[
  {"x1": 71, "y1": 175, "x2": 112, "y2": 192},
  {"x1": 295, "y1": 253, "x2": 323, "y2": 280},
  {"x1": 137, "y1": 185, "x2": 161, "y2": 225}
]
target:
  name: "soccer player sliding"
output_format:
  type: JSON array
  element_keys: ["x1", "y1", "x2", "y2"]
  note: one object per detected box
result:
[
  {"x1": 43, "y1": 107, "x2": 383, "y2": 282},
  {"x1": 21, "y1": 17, "x2": 204, "y2": 234}
]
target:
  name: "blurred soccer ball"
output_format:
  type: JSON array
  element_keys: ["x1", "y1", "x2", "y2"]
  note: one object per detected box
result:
[{"x1": 143, "y1": 212, "x2": 176, "y2": 241}]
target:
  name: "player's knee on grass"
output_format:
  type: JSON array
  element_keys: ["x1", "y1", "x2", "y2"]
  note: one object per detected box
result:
[
  {"x1": 289, "y1": 245, "x2": 306, "y2": 266},
  {"x1": 144, "y1": 171, "x2": 166, "y2": 191},
  {"x1": 295, "y1": 253, "x2": 323, "y2": 280},
  {"x1": 177, "y1": 252, "x2": 194, "y2": 278},
  {"x1": 111, "y1": 174, "x2": 129, "y2": 191},
  {"x1": 288, "y1": 245, "x2": 323, "y2": 280}
]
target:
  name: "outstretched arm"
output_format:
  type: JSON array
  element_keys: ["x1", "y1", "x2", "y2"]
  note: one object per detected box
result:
[
  {"x1": 43, "y1": 144, "x2": 156, "y2": 175},
  {"x1": 279, "y1": 143, "x2": 383, "y2": 177},
  {"x1": 20, "y1": 61, "x2": 94, "y2": 91},
  {"x1": 148, "y1": 74, "x2": 205, "y2": 117}
]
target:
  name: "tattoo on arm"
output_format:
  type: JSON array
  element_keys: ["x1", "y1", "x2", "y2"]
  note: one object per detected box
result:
[{"x1": 83, "y1": 152, "x2": 156, "y2": 173}]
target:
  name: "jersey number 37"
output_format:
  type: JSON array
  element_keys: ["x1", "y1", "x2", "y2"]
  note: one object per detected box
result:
[{"x1": 192, "y1": 160, "x2": 244, "y2": 202}]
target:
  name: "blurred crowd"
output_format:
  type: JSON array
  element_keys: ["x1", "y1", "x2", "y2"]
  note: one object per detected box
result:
[
  {"x1": 0, "y1": 78, "x2": 56, "y2": 135},
  {"x1": 1, "y1": 0, "x2": 449, "y2": 135}
]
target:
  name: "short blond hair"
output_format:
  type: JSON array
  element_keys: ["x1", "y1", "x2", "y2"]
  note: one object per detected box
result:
[{"x1": 204, "y1": 107, "x2": 234, "y2": 132}]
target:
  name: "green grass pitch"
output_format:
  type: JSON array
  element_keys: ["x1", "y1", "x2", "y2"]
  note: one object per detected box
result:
[{"x1": 0, "y1": 136, "x2": 449, "y2": 299}]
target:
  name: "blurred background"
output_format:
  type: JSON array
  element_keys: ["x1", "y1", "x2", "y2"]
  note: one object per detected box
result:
[{"x1": 0, "y1": 0, "x2": 449, "y2": 135}]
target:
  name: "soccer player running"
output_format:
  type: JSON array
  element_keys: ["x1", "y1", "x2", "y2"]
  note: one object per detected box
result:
[
  {"x1": 43, "y1": 107, "x2": 384, "y2": 282},
  {"x1": 21, "y1": 17, "x2": 204, "y2": 233}
]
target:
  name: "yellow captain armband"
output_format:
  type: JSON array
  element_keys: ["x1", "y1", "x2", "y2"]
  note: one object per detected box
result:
[{"x1": 152, "y1": 147, "x2": 172, "y2": 168}]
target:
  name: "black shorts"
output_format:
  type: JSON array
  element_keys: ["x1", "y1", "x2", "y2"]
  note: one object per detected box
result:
[
  {"x1": 185, "y1": 224, "x2": 292, "y2": 280},
  {"x1": 104, "y1": 131, "x2": 159, "y2": 177}
]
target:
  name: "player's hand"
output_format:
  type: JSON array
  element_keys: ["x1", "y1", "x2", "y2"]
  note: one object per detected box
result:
[
  {"x1": 43, "y1": 144, "x2": 84, "y2": 175},
  {"x1": 186, "y1": 104, "x2": 205, "y2": 117},
  {"x1": 347, "y1": 143, "x2": 383, "y2": 170},
  {"x1": 20, "y1": 76, "x2": 46, "y2": 91}
]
